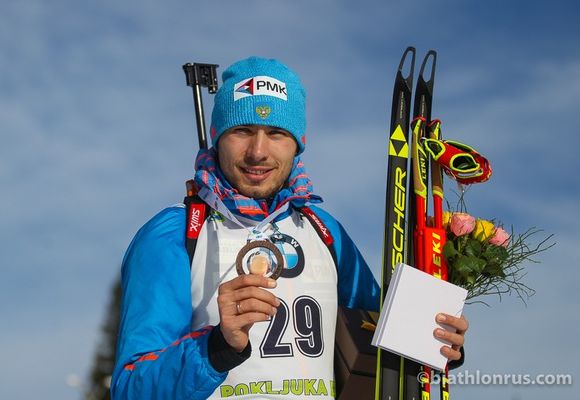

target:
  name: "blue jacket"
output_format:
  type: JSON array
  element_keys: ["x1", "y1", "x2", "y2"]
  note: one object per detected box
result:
[{"x1": 111, "y1": 204, "x2": 380, "y2": 399}]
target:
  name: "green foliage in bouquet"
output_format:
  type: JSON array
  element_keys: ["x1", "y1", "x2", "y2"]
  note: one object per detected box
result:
[{"x1": 441, "y1": 211, "x2": 554, "y2": 303}]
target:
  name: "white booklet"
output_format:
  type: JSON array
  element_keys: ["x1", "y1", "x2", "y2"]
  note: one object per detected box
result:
[{"x1": 371, "y1": 262, "x2": 468, "y2": 371}]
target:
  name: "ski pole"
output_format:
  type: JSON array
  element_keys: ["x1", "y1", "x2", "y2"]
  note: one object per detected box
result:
[
  {"x1": 427, "y1": 119, "x2": 450, "y2": 400},
  {"x1": 410, "y1": 116, "x2": 432, "y2": 400}
]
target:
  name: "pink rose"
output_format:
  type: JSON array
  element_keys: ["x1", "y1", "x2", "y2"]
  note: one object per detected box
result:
[
  {"x1": 449, "y1": 213, "x2": 476, "y2": 236},
  {"x1": 489, "y1": 227, "x2": 510, "y2": 247}
]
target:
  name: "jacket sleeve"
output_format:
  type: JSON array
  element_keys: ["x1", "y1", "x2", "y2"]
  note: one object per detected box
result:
[
  {"x1": 308, "y1": 206, "x2": 381, "y2": 312},
  {"x1": 111, "y1": 206, "x2": 226, "y2": 400}
]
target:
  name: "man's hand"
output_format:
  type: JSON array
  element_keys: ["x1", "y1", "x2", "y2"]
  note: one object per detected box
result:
[
  {"x1": 434, "y1": 313, "x2": 469, "y2": 361},
  {"x1": 217, "y1": 274, "x2": 280, "y2": 352}
]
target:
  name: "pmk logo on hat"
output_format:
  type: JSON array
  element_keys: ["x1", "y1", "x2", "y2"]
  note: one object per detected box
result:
[{"x1": 234, "y1": 76, "x2": 288, "y2": 101}]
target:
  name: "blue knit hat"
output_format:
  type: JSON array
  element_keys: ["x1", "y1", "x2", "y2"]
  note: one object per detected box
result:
[{"x1": 210, "y1": 57, "x2": 306, "y2": 154}]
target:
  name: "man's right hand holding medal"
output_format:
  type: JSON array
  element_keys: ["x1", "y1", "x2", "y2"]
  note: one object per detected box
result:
[{"x1": 216, "y1": 274, "x2": 280, "y2": 352}]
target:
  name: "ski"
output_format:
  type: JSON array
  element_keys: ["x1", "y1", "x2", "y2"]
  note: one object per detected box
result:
[
  {"x1": 404, "y1": 50, "x2": 438, "y2": 400},
  {"x1": 410, "y1": 50, "x2": 453, "y2": 400},
  {"x1": 408, "y1": 50, "x2": 437, "y2": 268},
  {"x1": 375, "y1": 46, "x2": 416, "y2": 400}
]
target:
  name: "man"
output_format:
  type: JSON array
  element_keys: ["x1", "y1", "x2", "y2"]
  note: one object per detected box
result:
[{"x1": 111, "y1": 57, "x2": 468, "y2": 399}]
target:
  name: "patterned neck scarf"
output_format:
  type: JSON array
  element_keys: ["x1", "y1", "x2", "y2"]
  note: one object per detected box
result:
[{"x1": 193, "y1": 148, "x2": 322, "y2": 221}]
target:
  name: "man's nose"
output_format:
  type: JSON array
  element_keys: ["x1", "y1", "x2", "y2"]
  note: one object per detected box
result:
[{"x1": 246, "y1": 130, "x2": 268, "y2": 161}]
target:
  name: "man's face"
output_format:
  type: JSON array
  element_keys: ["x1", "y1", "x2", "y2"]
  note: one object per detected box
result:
[{"x1": 217, "y1": 125, "x2": 298, "y2": 199}]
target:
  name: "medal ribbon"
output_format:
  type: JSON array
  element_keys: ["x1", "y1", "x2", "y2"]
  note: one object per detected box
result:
[{"x1": 198, "y1": 187, "x2": 289, "y2": 241}]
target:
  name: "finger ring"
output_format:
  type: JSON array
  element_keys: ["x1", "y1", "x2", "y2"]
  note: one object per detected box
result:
[{"x1": 236, "y1": 302, "x2": 242, "y2": 315}]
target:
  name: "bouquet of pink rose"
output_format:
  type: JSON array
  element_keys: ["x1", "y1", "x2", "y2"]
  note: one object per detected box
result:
[{"x1": 441, "y1": 211, "x2": 553, "y2": 302}]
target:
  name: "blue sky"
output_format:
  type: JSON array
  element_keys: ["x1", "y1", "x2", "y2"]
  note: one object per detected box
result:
[{"x1": 1, "y1": 1, "x2": 579, "y2": 399}]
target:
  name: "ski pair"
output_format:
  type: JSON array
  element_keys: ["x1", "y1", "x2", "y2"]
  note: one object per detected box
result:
[{"x1": 375, "y1": 47, "x2": 450, "y2": 400}]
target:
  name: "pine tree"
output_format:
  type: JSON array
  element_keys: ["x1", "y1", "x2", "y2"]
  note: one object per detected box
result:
[{"x1": 85, "y1": 278, "x2": 121, "y2": 400}]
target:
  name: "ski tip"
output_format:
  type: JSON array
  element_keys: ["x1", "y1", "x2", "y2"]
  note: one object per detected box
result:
[
  {"x1": 419, "y1": 50, "x2": 437, "y2": 84},
  {"x1": 398, "y1": 47, "x2": 416, "y2": 81}
]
